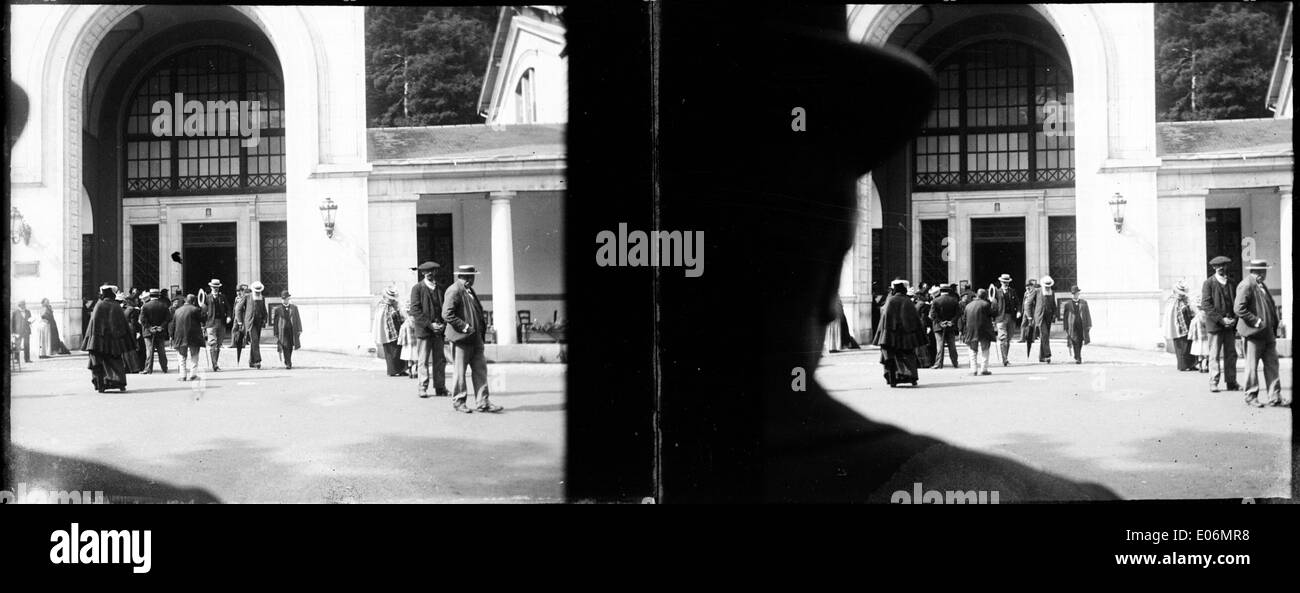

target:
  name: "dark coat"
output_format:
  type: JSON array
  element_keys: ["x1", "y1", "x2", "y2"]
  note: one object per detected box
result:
[
  {"x1": 443, "y1": 280, "x2": 487, "y2": 343},
  {"x1": 989, "y1": 285, "x2": 1020, "y2": 325},
  {"x1": 170, "y1": 303, "x2": 206, "y2": 348},
  {"x1": 237, "y1": 294, "x2": 268, "y2": 329},
  {"x1": 82, "y1": 298, "x2": 134, "y2": 355},
  {"x1": 272, "y1": 304, "x2": 303, "y2": 350},
  {"x1": 928, "y1": 293, "x2": 961, "y2": 332},
  {"x1": 1060, "y1": 298, "x2": 1091, "y2": 343},
  {"x1": 200, "y1": 290, "x2": 230, "y2": 329},
  {"x1": 139, "y1": 299, "x2": 173, "y2": 338},
  {"x1": 409, "y1": 281, "x2": 446, "y2": 340},
  {"x1": 1200, "y1": 275, "x2": 1236, "y2": 333},
  {"x1": 961, "y1": 298, "x2": 996, "y2": 344},
  {"x1": 872, "y1": 293, "x2": 925, "y2": 350},
  {"x1": 1234, "y1": 275, "x2": 1278, "y2": 342},
  {"x1": 11, "y1": 307, "x2": 31, "y2": 336}
]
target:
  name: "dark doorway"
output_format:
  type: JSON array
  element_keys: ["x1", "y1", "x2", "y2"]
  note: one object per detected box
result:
[
  {"x1": 183, "y1": 222, "x2": 238, "y2": 299},
  {"x1": 971, "y1": 217, "x2": 1026, "y2": 291},
  {"x1": 1206, "y1": 208, "x2": 1242, "y2": 279},
  {"x1": 417, "y1": 214, "x2": 455, "y2": 287}
]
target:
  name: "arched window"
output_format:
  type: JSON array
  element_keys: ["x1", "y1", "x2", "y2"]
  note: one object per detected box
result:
[
  {"x1": 913, "y1": 40, "x2": 1073, "y2": 189},
  {"x1": 514, "y1": 68, "x2": 537, "y2": 124},
  {"x1": 124, "y1": 46, "x2": 285, "y2": 196}
]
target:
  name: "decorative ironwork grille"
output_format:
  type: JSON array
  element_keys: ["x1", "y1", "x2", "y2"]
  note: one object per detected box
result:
[
  {"x1": 914, "y1": 41, "x2": 1073, "y2": 190},
  {"x1": 125, "y1": 46, "x2": 285, "y2": 196},
  {"x1": 259, "y1": 221, "x2": 289, "y2": 298},
  {"x1": 1048, "y1": 216, "x2": 1077, "y2": 292},
  {"x1": 920, "y1": 219, "x2": 949, "y2": 287},
  {"x1": 131, "y1": 225, "x2": 159, "y2": 292}
]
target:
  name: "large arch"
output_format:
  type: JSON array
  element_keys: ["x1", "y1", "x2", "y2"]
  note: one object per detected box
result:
[{"x1": 55, "y1": 4, "x2": 324, "y2": 310}]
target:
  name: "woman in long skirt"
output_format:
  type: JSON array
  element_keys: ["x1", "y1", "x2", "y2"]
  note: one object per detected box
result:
[
  {"x1": 1163, "y1": 281, "x2": 1197, "y2": 371},
  {"x1": 375, "y1": 287, "x2": 407, "y2": 377},
  {"x1": 397, "y1": 304, "x2": 420, "y2": 379},
  {"x1": 83, "y1": 285, "x2": 135, "y2": 392},
  {"x1": 873, "y1": 280, "x2": 926, "y2": 387},
  {"x1": 37, "y1": 298, "x2": 71, "y2": 357}
]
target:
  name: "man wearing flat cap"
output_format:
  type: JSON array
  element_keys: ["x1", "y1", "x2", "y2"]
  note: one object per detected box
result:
[
  {"x1": 409, "y1": 261, "x2": 450, "y2": 398},
  {"x1": 1234, "y1": 260, "x2": 1285, "y2": 407},
  {"x1": 444, "y1": 264, "x2": 500, "y2": 413},
  {"x1": 1200, "y1": 255, "x2": 1240, "y2": 392}
]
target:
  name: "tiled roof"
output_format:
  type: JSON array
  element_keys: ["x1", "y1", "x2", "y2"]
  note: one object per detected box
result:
[
  {"x1": 1156, "y1": 118, "x2": 1292, "y2": 157},
  {"x1": 367, "y1": 124, "x2": 565, "y2": 163}
]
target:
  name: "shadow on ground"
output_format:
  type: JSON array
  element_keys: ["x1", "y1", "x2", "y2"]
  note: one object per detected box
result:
[{"x1": 984, "y1": 428, "x2": 1291, "y2": 500}]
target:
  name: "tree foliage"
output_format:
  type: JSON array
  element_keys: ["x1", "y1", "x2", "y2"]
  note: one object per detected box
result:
[
  {"x1": 1155, "y1": 3, "x2": 1289, "y2": 121},
  {"x1": 365, "y1": 6, "x2": 499, "y2": 127}
]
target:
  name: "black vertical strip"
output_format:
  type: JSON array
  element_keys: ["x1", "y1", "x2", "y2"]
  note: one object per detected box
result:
[
  {"x1": 564, "y1": 3, "x2": 657, "y2": 502},
  {"x1": 647, "y1": 0, "x2": 664, "y2": 503}
]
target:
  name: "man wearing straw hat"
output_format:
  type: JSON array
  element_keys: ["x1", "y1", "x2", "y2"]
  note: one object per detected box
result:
[
  {"x1": 200, "y1": 278, "x2": 232, "y2": 371},
  {"x1": 1200, "y1": 255, "x2": 1240, "y2": 392},
  {"x1": 1027, "y1": 275, "x2": 1058, "y2": 363},
  {"x1": 409, "y1": 261, "x2": 450, "y2": 398},
  {"x1": 1235, "y1": 259, "x2": 1286, "y2": 407},
  {"x1": 236, "y1": 281, "x2": 269, "y2": 369},
  {"x1": 443, "y1": 264, "x2": 501, "y2": 413},
  {"x1": 988, "y1": 273, "x2": 1020, "y2": 367}
]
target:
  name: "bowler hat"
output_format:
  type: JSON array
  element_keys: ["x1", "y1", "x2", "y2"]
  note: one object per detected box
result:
[
  {"x1": 998, "y1": 274, "x2": 1013, "y2": 283},
  {"x1": 281, "y1": 290, "x2": 292, "y2": 299},
  {"x1": 1208, "y1": 256, "x2": 1232, "y2": 267},
  {"x1": 1070, "y1": 285, "x2": 1081, "y2": 293},
  {"x1": 415, "y1": 261, "x2": 441, "y2": 272},
  {"x1": 1246, "y1": 259, "x2": 1271, "y2": 270},
  {"x1": 455, "y1": 265, "x2": 480, "y2": 275}
]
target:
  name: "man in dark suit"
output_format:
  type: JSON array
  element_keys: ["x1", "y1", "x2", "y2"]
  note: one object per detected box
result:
[
  {"x1": 139, "y1": 288, "x2": 172, "y2": 374},
  {"x1": 409, "y1": 261, "x2": 450, "y2": 398},
  {"x1": 1201, "y1": 255, "x2": 1240, "y2": 392},
  {"x1": 1060, "y1": 285, "x2": 1092, "y2": 364},
  {"x1": 962, "y1": 288, "x2": 996, "y2": 376},
  {"x1": 928, "y1": 285, "x2": 961, "y2": 369},
  {"x1": 271, "y1": 290, "x2": 302, "y2": 369},
  {"x1": 171, "y1": 295, "x2": 206, "y2": 381},
  {"x1": 1027, "y1": 276, "x2": 1059, "y2": 363},
  {"x1": 443, "y1": 264, "x2": 500, "y2": 413},
  {"x1": 1235, "y1": 259, "x2": 1285, "y2": 407},
  {"x1": 11, "y1": 300, "x2": 32, "y2": 363},
  {"x1": 988, "y1": 273, "x2": 1020, "y2": 366},
  {"x1": 200, "y1": 279, "x2": 231, "y2": 371}
]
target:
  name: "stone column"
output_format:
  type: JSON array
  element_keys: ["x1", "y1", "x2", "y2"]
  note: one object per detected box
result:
[
  {"x1": 1280, "y1": 185, "x2": 1292, "y2": 352},
  {"x1": 489, "y1": 191, "x2": 518, "y2": 345}
]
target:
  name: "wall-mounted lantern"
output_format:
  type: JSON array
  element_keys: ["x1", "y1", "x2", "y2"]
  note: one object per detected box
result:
[
  {"x1": 319, "y1": 197, "x2": 339, "y2": 238},
  {"x1": 1108, "y1": 192, "x2": 1127, "y2": 233},
  {"x1": 10, "y1": 207, "x2": 31, "y2": 245}
]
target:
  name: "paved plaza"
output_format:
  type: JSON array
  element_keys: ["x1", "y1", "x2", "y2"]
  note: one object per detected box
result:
[
  {"x1": 9, "y1": 350, "x2": 565, "y2": 503},
  {"x1": 818, "y1": 342, "x2": 1292, "y2": 500}
]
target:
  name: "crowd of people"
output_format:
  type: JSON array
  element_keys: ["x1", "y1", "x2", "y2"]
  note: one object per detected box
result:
[
  {"x1": 870, "y1": 273, "x2": 1091, "y2": 386},
  {"x1": 860, "y1": 255, "x2": 1287, "y2": 408},
  {"x1": 373, "y1": 261, "x2": 501, "y2": 414},
  {"x1": 77, "y1": 279, "x2": 302, "y2": 392},
  {"x1": 1164, "y1": 257, "x2": 1286, "y2": 408}
]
